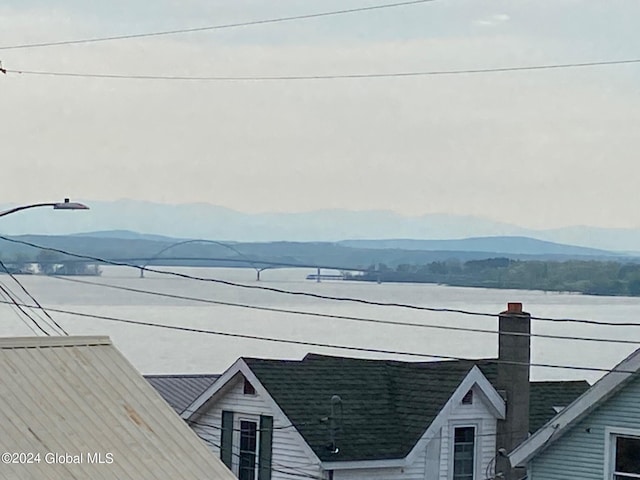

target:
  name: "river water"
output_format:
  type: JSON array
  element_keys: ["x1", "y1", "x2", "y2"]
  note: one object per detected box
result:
[{"x1": 2, "y1": 266, "x2": 639, "y2": 383}]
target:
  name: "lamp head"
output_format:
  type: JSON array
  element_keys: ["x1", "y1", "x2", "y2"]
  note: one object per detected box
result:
[{"x1": 53, "y1": 198, "x2": 89, "y2": 210}]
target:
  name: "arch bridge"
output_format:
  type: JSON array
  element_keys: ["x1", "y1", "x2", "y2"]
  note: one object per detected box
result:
[{"x1": 138, "y1": 239, "x2": 270, "y2": 280}]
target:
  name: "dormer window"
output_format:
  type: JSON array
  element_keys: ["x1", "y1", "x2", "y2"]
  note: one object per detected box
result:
[
  {"x1": 453, "y1": 426, "x2": 475, "y2": 480},
  {"x1": 243, "y1": 378, "x2": 256, "y2": 395},
  {"x1": 462, "y1": 390, "x2": 473, "y2": 405}
]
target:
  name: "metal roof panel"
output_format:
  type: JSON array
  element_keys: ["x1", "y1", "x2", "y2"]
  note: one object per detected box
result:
[{"x1": 0, "y1": 336, "x2": 235, "y2": 480}]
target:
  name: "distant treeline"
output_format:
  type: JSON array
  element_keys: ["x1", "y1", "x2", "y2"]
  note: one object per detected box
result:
[
  {"x1": 348, "y1": 258, "x2": 640, "y2": 296},
  {"x1": 3, "y1": 249, "x2": 101, "y2": 276}
]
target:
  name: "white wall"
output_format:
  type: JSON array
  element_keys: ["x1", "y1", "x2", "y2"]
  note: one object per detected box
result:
[
  {"x1": 192, "y1": 374, "x2": 325, "y2": 480},
  {"x1": 529, "y1": 375, "x2": 640, "y2": 480},
  {"x1": 438, "y1": 385, "x2": 497, "y2": 480},
  {"x1": 333, "y1": 384, "x2": 498, "y2": 480}
]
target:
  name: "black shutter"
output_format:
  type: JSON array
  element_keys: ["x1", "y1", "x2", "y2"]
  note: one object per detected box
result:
[
  {"x1": 221, "y1": 410, "x2": 234, "y2": 469},
  {"x1": 258, "y1": 415, "x2": 273, "y2": 480}
]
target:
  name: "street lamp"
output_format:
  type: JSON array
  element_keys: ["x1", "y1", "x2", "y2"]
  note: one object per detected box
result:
[{"x1": 0, "y1": 198, "x2": 89, "y2": 218}]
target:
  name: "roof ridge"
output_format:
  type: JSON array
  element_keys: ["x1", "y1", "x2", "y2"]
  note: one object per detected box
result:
[
  {"x1": 302, "y1": 352, "x2": 498, "y2": 366},
  {"x1": 0, "y1": 336, "x2": 111, "y2": 349},
  {"x1": 531, "y1": 380, "x2": 591, "y2": 385}
]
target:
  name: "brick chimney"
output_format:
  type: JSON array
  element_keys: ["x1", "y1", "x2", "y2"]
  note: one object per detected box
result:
[{"x1": 495, "y1": 302, "x2": 531, "y2": 480}]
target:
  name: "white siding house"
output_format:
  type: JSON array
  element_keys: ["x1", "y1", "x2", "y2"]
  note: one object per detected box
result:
[
  {"x1": 153, "y1": 303, "x2": 587, "y2": 480},
  {"x1": 436, "y1": 384, "x2": 500, "y2": 480},
  {"x1": 191, "y1": 372, "x2": 325, "y2": 480},
  {"x1": 184, "y1": 353, "x2": 541, "y2": 480},
  {"x1": 509, "y1": 347, "x2": 640, "y2": 480}
]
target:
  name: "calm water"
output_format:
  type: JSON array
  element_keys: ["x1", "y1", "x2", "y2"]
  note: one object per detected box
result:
[{"x1": 2, "y1": 266, "x2": 640, "y2": 383}]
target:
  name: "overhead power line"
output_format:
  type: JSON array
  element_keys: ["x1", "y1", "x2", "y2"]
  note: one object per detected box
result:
[
  {"x1": 51, "y1": 275, "x2": 640, "y2": 346},
  {"x1": 0, "y1": 282, "x2": 46, "y2": 335},
  {"x1": 0, "y1": 0, "x2": 436, "y2": 51},
  {"x1": 192, "y1": 422, "x2": 507, "y2": 479},
  {"x1": 196, "y1": 434, "x2": 325, "y2": 480},
  {"x1": 5, "y1": 58, "x2": 640, "y2": 82},
  {"x1": 1, "y1": 286, "x2": 62, "y2": 335},
  {"x1": 0, "y1": 234, "x2": 499, "y2": 317},
  {"x1": 196, "y1": 429, "x2": 499, "y2": 480},
  {"x1": 2, "y1": 234, "x2": 640, "y2": 328},
  {"x1": 0, "y1": 258, "x2": 67, "y2": 335},
  {"x1": 0, "y1": 294, "x2": 40, "y2": 335},
  {"x1": 188, "y1": 418, "x2": 577, "y2": 442},
  {"x1": 0, "y1": 298, "x2": 637, "y2": 374},
  {"x1": 0, "y1": 259, "x2": 68, "y2": 335}
]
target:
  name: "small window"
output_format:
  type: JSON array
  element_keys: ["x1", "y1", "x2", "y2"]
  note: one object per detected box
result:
[
  {"x1": 453, "y1": 427, "x2": 475, "y2": 480},
  {"x1": 462, "y1": 390, "x2": 473, "y2": 405},
  {"x1": 613, "y1": 435, "x2": 640, "y2": 479},
  {"x1": 243, "y1": 378, "x2": 256, "y2": 395}
]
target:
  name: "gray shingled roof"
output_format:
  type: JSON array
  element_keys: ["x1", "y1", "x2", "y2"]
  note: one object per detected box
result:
[
  {"x1": 529, "y1": 380, "x2": 590, "y2": 433},
  {"x1": 244, "y1": 354, "x2": 491, "y2": 462},
  {"x1": 243, "y1": 353, "x2": 589, "y2": 463},
  {"x1": 145, "y1": 374, "x2": 219, "y2": 415}
]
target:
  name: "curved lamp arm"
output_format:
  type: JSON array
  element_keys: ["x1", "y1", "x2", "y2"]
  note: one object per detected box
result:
[{"x1": 0, "y1": 199, "x2": 89, "y2": 218}]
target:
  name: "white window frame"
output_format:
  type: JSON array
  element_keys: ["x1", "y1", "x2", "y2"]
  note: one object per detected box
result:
[
  {"x1": 234, "y1": 414, "x2": 261, "y2": 480},
  {"x1": 604, "y1": 426, "x2": 640, "y2": 480},
  {"x1": 449, "y1": 422, "x2": 480, "y2": 480}
]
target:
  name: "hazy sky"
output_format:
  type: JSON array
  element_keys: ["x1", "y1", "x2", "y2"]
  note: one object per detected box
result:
[{"x1": 2, "y1": 0, "x2": 640, "y2": 229}]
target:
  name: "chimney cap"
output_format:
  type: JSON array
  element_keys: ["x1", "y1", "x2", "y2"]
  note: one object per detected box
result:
[
  {"x1": 506, "y1": 302, "x2": 522, "y2": 313},
  {"x1": 499, "y1": 302, "x2": 530, "y2": 316}
]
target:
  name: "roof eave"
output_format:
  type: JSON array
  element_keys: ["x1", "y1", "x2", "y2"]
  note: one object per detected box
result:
[
  {"x1": 0, "y1": 335, "x2": 111, "y2": 348},
  {"x1": 509, "y1": 348, "x2": 640, "y2": 467},
  {"x1": 322, "y1": 458, "x2": 406, "y2": 470}
]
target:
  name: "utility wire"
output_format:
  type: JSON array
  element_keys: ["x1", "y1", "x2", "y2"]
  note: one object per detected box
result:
[
  {"x1": 189, "y1": 418, "x2": 545, "y2": 444},
  {"x1": 196, "y1": 430, "x2": 505, "y2": 480},
  {"x1": 190, "y1": 419, "x2": 307, "y2": 433},
  {"x1": 5, "y1": 58, "x2": 640, "y2": 82},
  {"x1": 484, "y1": 453, "x2": 498, "y2": 480},
  {"x1": 0, "y1": 265, "x2": 61, "y2": 335},
  {"x1": 0, "y1": 280, "x2": 61, "y2": 335},
  {"x1": 0, "y1": 0, "x2": 436, "y2": 51},
  {"x1": 0, "y1": 284, "x2": 49, "y2": 335},
  {"x1": 0, "y1": 259, "x2": 68, "y2": 335},
  {"x1": 0, "y1": 235, "x2": 500, "y2": 317},
  {"x1": 197, "y1": 434, "x2": 326, "y2": 480},
  {"x1": 194, "y1": 425, "x2": 546, "y2": 480},
  {"x1": 3, "y1": 234, "x2": 640, "y2": 329},
  {"x1": 50, "y1": 275, "x2": 640, "y2": 347},
  {"x1": 0, "y1": 282, "x2": 40, "y2": 335},
  {"x1": 0, "y1": 298, "x2": 638, "y2": 374}
]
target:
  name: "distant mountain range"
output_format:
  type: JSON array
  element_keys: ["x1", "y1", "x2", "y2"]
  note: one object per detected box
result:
[
  {"x1": 0, "y1": 232, "x2": 633, "y2": 271},
  {"x1": 1, "y1": 199, "x2": 640, "y2": 252},
  {"x1": 338, "y1": 237, "x2": 620, "y2": 257},
  {"x1": 71, "y1": 231, "x2": 621, "y2": 258},
  {"x1": 73, "y1": 230, "x2": 182, "y2": 243}
]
